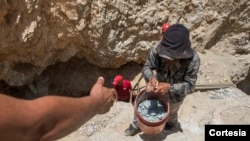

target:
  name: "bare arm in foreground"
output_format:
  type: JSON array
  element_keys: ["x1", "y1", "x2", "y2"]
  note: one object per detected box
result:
[{"x1": 0, "y1": 76, "x2": 115, "y2": 141}]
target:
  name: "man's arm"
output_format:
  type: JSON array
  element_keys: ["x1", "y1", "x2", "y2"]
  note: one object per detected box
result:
[
  {"x1": 142, "y1": 45, "x2": 158, "y2": 82},
  {"x1": 0, "y1": 77, "x2": 115, "y2": 141}
]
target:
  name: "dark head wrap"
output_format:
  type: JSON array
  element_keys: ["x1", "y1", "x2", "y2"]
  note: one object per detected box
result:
[{"x1": 156, "y1": 23, "x2": 194, "y2": 60}]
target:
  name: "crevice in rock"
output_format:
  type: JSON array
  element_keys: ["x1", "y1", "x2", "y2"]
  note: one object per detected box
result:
[
  {"x1": 0, "y1": 80, "x2": 29, "y2": 99},
  {"x1": 237, "y1": 68, "x2": 250, "y2": 95},
  {"x1": 12, "y1": 62, "x2": 36, "y2": 75}
]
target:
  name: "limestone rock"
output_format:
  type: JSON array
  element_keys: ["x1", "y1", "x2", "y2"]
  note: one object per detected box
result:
[{"x1": 0, "y1": 0, "x2": 249, "y2": 88}]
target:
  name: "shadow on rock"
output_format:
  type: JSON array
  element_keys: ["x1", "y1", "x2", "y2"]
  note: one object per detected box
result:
[{"x1": 139, "y1": 122, "x2": 183, "y2": 141}]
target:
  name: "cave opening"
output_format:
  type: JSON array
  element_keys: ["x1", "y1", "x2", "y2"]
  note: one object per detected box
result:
[{"x1": 0, "y1": 57, "x2": 143, "y2": 99}]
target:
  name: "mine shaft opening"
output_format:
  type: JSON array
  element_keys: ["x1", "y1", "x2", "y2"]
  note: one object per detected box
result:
[{"x1": 0, "y1": 57, "x2": 143, "y2": 99}]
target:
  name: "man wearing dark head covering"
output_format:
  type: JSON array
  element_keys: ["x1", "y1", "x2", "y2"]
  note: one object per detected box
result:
[{"x1": 125, "y1": 23, "x2": 200, "y2": 136}]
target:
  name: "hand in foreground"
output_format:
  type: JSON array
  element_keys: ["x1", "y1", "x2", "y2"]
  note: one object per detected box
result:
[
  {"x1": 153, "y1": 82, "x2": 170, "y2": 95},
  {"x1": 90, "y1": 76, "x2": 116, "y2": 114}
]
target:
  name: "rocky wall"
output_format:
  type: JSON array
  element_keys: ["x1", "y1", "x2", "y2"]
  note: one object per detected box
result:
[{"x1": 0, "y1": 0, "x2": 249, "y2": 97}]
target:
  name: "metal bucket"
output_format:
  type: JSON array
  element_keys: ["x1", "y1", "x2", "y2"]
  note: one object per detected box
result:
[{"x1": 135, "y1": 89, "x2": 170, "y2": 135}]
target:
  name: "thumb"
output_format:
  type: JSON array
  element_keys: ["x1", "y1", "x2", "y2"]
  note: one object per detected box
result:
[{"x1": 96, "y1": 76, "x2": 105, "y2": 85}]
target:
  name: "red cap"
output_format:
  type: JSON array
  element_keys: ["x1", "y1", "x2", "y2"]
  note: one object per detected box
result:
[
  {"x1": 113, "y1": 75, "x2": 123, "y2": 85},
  {"x1": 161, "y1": 23, "x2": 171, "y2": 33}
]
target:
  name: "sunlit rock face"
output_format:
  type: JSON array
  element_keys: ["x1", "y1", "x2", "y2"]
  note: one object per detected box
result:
[{"x1": 0, "y1": 0, "x2": 249, "y2": 97}]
